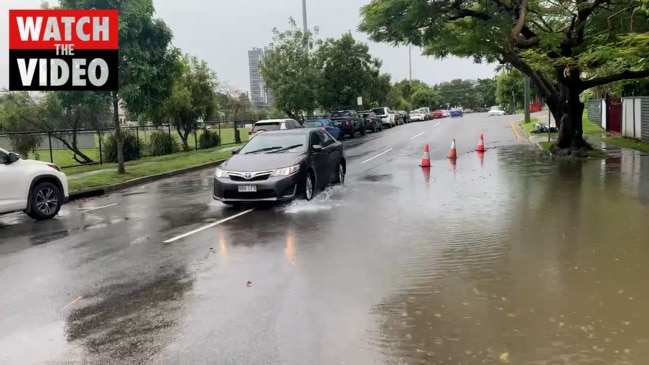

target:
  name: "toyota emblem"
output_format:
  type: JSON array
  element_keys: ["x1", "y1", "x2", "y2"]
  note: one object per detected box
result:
[{"x1": 244, "y1": 172, "x2": 252, "y2": 179}]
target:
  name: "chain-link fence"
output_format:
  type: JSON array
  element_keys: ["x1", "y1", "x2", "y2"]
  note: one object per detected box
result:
[{"x1": 0, "y1": 121, "x2": 249, "y2": 168}]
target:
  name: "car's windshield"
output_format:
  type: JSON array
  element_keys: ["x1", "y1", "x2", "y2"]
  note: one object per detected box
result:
[
  {"x1": 251, "y1": 122, "x2": 281, "y2": 132},
  {"x1": 372, "y1": 108, "x2": 386, "y2": 115},
  {"x1": 330, "y1": 111, "x2": 352, "y2": 118},
  {"x1": 490, "y1": 106, "x2": 502, "y2": 111},
  {"x1": 238, "y1": 133, "x2": 307, "y2": 154},
  {"x1": 303, "y1": 121, "x2": 323, "y2": 128}
]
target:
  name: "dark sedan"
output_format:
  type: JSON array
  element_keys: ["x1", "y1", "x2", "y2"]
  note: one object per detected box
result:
[{"x1": 213, "y1": 129, "x2": 346, "y2": 206}]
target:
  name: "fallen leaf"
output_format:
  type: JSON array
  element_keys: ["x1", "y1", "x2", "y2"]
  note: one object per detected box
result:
[
  {"x1": 499, "y1": 352, "x2": 509, "y2": 362},
  {"x1": 246, "y1": 281, "x2": 253, "y2": 287}
]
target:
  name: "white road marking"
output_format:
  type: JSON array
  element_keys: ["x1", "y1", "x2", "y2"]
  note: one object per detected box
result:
[
  {"x1": 164, "y1": 208, "x2": 256, "y2": 243},
  {"x1": 433, "y1": 122, "x2": 441, "y2": 128},
  {"x1": 361, "y1": 148, "x2": 393, "y2": 164},
  {"x1": 78, "y1": 203, "x2": 117, "y2": 213},
  {"x1": 410, "y1": 132, "x2": 425, "y2": 140}
]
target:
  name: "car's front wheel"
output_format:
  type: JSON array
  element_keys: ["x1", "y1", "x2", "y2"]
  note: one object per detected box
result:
[
  {"x1": 333, "y1": 161, "x2": 345, "y2": 185},
  {"x1": 304, "y1": 171, "x2": 315, "y2": 201},
  {"x1": 26, "y1": 181, "x2": 62, "y2": 221}
]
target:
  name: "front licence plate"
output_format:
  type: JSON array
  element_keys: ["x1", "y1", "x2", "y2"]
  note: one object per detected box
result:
[{"x1": 238, "y1": 185, "x2": 257, "y2": 193}]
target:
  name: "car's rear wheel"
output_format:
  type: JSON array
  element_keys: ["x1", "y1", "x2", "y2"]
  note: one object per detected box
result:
[
  {"x1": 26, "y1": 181, "x2": 62, "y2": 221},
  {"x1": 304, "y1": 171, "x2": 315, "y2": 201}
]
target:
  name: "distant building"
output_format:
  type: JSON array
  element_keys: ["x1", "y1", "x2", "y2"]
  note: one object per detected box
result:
[{"x1": 248, "y1": 48, "x2": 266, "y2": 106}]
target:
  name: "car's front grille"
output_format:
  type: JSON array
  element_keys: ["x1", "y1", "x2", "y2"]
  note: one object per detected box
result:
[
  {"x1": 229, "y1": 173, "x2": 271, "y2": 181},
  {"x1": 223, "y1": 190, "x2": 277, "y2": 199}
]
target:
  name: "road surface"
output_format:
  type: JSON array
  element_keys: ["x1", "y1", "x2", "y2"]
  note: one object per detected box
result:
[{"x1": 3, "y1": 112, "x2": 649, "y2": 364}]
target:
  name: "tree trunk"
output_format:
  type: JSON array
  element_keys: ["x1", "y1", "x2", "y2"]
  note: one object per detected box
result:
[
  {"x1": 233, "y1": 110, "x2": 241, "y2": 144},
  {"x1": 554, "y1": 87, "x2": 589, "y2": 151},
  {"x1": 112, "y1": 92, "x2": 125, "y2": 174},
  {"x1": 176, "y1": 122, "x2": 190, "y2": 151}
]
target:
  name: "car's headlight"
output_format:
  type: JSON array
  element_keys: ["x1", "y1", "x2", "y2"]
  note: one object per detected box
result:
[
  {"x1": 271, "y1": 164, "x2": 300, "y2": 176},
  {"x1": 215, "y1": 167, "x2": 228, "y2": 178}
]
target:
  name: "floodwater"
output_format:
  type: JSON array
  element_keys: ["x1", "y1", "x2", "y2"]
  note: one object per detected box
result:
[{"x1": 367, "y1": 145, "x2": 649, "y2": 365}]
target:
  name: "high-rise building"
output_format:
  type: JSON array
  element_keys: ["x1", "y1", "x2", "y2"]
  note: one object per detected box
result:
[{"x1": 248, "y1": 48, "x2": 265, "y2": 106}]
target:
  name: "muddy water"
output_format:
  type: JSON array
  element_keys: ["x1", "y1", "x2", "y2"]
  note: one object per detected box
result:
[{"x1": 370, "y1": 146, "x2": 649, "y2": 365}]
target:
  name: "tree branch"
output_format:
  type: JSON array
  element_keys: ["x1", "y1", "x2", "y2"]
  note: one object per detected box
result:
[{"x1": 582, "y1": 69, "x2": 649, "y2": 89}]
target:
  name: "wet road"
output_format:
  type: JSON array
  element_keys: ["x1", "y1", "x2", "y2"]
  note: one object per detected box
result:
[{"x1": 3, "y1": 112, "x2": 649, "y2": 364}]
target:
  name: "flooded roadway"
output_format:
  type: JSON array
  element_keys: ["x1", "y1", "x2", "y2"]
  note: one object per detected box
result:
[{"x1": 2, "y1": 113, "x2": 649, "y2": 364}]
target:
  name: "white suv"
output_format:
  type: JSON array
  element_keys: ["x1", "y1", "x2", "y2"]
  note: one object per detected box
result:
[{"x1": 0, "y1": 147, "x2": 69, "y2": 220}]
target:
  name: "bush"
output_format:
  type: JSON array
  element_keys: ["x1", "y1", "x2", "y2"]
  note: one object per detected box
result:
[
  {"x1": 198, "y1": 129, "x2": 221, "y2": 149},
  {"x1": 102, "y1": 132, "x2": 141, "y2": 163},
  {"x1": 9, "y1": 133, "x2": 42, "y2": 159},
  {"x1": 148, "y1": 130, "x2": 179, "y2": 156}
]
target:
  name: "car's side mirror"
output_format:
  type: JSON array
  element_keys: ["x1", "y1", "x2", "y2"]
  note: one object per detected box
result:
[
  {"x1": 7, "y1": 152, "x2": 19, "y2": 164},
  {"x1": 312, "y1": 144, "x2": 323, "y2": 151},
  {"x1": 231, "y1": 149, "x2": 239, "y2": 155}
]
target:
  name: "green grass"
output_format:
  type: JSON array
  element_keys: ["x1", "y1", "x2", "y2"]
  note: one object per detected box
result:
[
  {"x1": 27, "y1": 127, "x2": 249, "y2": 169},
  {"x1": 602, "y1": 137, "x2": 649, "y2": 153},
  {"x1": 68, "y1": 146, "x2": 237, "y2": 192}
]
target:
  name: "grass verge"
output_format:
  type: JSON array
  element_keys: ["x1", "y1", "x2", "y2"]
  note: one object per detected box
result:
[
  {"x1": 602, "y1": 137, "x2": 649, "y2": 154},
  {"x1": 67, "y1": 146, "x2": 237, "y2": 192},
  {"x1": 25, "y1": 128, "x2": 249, "y2": 169},
  {"x1": 519, "y1": 110, "x2": 604, "y2": 138}
]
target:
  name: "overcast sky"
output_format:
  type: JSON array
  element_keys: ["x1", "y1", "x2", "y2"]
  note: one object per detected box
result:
[{"x1": 1, "y1": 0, "x2": 497, "y2": 92}]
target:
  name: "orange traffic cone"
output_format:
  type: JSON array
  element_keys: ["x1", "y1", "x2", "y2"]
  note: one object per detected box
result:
[
  {"x1": 478, "y1": 151, "x2": 484, "y2": 168},
  {"x1": 420, "y1": 144, "x2": 431, "y2": 167},
  {"x1": 476, "y1": 134, "x2": 486, "y2": 152},
  {"x1": 447, "y1": 139, "x2": 457, "y2": 159}
]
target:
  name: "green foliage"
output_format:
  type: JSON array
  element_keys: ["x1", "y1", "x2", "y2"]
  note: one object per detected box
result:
[
  {"x1": 8, "y1": 134, "x2": 42, "y2": 159},
  {"x1": 198, "y1": 129, "x2": 221, "y2": 149},
  {"x1": 103, "y1": 132, "x2": 141, "y2": 163},
  {"x1": 316, "y1": 32, "x2": 379, "y2": 110},
  {"x1": 436, "y1": 79, "x2": 483, "y2": 108},
  {"x1": 148, "y1": 130, "x2": 179, "y2": 156},
  {"x1": 260, "y1": 17, "x2": 321, "y2": 120},
  {"x1": 411, "y1": 87, "x2": 442, "y2": 109},
  {"x1": 164, "y1": 54, "x2": 219, "y2": 150},
  {"x1": 496, "y1": 71, "x2": 525, "y2": 110},
  {"x1": 474, "y1": 79, "x2": 497, "y2": 107}
]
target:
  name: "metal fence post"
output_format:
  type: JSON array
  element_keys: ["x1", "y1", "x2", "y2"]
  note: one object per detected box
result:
[
  {"x1": 135, "y1": 126, "x2": 140, "y2": 150},
  {"x1": 194, "y1": 123, "x2": 198, "y2": 150},
  {"x1": 218, "y1": 121, "x2": 221, "y2": 145},
  {"x1": 98, "y1": 129, "x2": 103, "y2": 164},
  {"x1": 168, "y1": 124, "x2": 172, "y2": 140},
  {"x1": 48, "y1": 132, "x2": 53, "y2": 163}
]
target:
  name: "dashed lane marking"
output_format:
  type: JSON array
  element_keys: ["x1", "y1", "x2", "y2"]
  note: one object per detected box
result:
[
  {"x1": 164, "y1": 208, "x2": 256, "y2": 243},
  {"x1": 361, "y1": 148, "x2": 393, "y2": 164}
]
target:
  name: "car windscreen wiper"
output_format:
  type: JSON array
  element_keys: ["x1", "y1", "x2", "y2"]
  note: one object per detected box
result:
[
  {"x1": 268, "y1": 144, "x2": 304, "y2": 153},
  {"x1": 245, "y1": 146, "x2": 283, "y2": 154}
]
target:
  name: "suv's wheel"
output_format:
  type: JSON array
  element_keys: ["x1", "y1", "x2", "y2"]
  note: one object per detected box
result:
[
  {"x1": 303, "y1": 171, "x2": 315, "y2": 201},
  {"x1": 333, "y1": 161, "x2": 345, "y2": 185},
  {"x1": 26, "y1": 181, "x2": 62, "y2": 221}
]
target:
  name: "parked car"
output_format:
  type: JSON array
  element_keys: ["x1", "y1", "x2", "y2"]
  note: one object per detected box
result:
[
  {"x1": 396, "y1": 110, "x2": 410, "y2": 124},
  {"x1": 371, "y1": 107, "x2": 396, "y2": 127},
  {"x1": 449, "y1": 109, "x2": 463, "y2": 117},
  {"x1": 418, "y1": 107, "x2": 432, "y2": 120},
  {"x1": 329, "y1": 110, "x2": 365, "y2": 138},
  {"x1": 432, "y1": 110, "x2": 444, "y2": 118},
  {"x1": 303, "y1": 118, "x2": 341, "y2": 139},
  {"x1": 249, "y1": 118, "x2": 301, "y2": 138},
  {"x1": 359, "y1": 111, "x2": 383, "y2": 133},
  {"x1": 409, "y1": 109, "x2": 426, "y2": 122},
  {"x1": 0, "y1": 147, "x2": 69, "y2": 220},
  {"x1": 212, "y1": 129, "x2": 345, "y2": 206},
  {"x1": 442, "y1": 110, "x2": 451, "y2": 118},
  {"x1": 487, "y1": 105, "x2": 507, "y2": 117}
]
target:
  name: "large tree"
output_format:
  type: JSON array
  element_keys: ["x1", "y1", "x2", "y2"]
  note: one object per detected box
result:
[
  {"x1": 55, "y1": 0, "x2": 179, "y2": 173},
  {"x1": 163, "y1": 55, "x2": 218, "y2": 151},
  {"x1": 315, "y1": 32, "x2": 381, "y2": 110},
  {"x1": 474, "y1": 78, "x2": 498, "y2": 108},
  {"x1": 496, "y1": 70, "x2": 525, "y2": 111},
  {"x1": 217, "y1": 83, "x2": 252, "y2": 144},
  {"x1": 260, "y1": 18, "x2": 320, "y2": 122},
  {"x1": 359, "y1": 0, "x2": 649, "y2": 154}
]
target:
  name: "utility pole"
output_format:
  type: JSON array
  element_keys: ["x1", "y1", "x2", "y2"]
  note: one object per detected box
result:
[
  {"x1": 408, "y1": 45, "x2": 412, "y2": 84},
  {"x1": 523, "y1": 75, "x2": 531, "y2": 123},
  {"x1": 302, "y1": 0, "x2": 307, "y2": 33}
]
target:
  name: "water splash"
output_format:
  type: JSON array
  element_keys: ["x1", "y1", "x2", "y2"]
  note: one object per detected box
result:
[{"x1": 280, "y1": 185, "x2": 345, "y2": 214}]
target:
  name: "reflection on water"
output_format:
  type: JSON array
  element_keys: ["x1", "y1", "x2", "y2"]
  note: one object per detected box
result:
[
  {"x1": 371, "y1": 146, "x2": 649, "y2": 364},
  {"x1": 66, "y1": 267, "x2": 193, "y2": 362}
]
